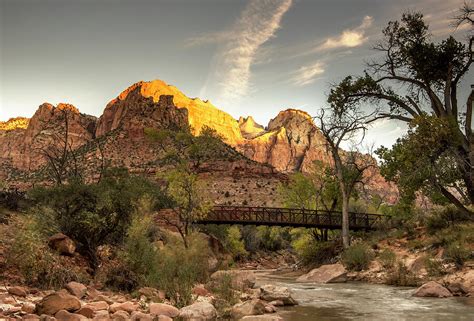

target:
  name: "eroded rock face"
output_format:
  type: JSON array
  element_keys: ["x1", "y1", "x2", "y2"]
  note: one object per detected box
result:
[
  {"x1": 412, "y1": 281, "x2": 452, "y2": 298},
  {"x1": 237, "y1": 109, "x2": 331, "y2": 173},
  {"x1": 296, "y1": 263, "x2": 347, "y2": 283},
  {"x1": 96, "y1": 80, "x2": 243, "y2": 145},
  {"x1": 0, "y1": 103, "x2": 96, "y2": 173}
]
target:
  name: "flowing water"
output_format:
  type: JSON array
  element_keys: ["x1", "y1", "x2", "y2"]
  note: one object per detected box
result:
[{"x1": 255, "y1": 271, "x2": 474, "y2": 321}]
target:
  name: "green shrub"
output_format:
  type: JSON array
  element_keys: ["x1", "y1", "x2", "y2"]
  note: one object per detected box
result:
[
  {"x1": 226, "y1": 226, "x2": 248, "y2": 260},
  {"x1": 122, "y1": 198, "x2": 159, "y2": 285},
  {"x1": 7, "y1": 215, "x2": 88, "y2": 289},
  {"x1": 28, "y1": 171, "x2": 171, "y2": 269},
  {"x1": 341, "y1": 243, "x2": 374, "y2": 271},
  {"x1": 209, "y1": 273, "x2": 239, "y2": 316},
  {"x1": 256, "y1": 226, "x2": 289, "y2": 251},
  {"x1": 386, "y1": 261, "x2": 419, "y2": 286},
  {"x1": 291, "y1": 229, "x2": 341, "y2": 265},
  {"x1": 149, "y1": 232, "x2": 211, "y2": 307},
  {"x1": 424, "y1": 256, "x2": 445, "y2": 277},
  {"x1": 445, "y1": 242, "x2": 470, "y2": 269},
  {"x1": 378, "y1": 249, "x2": 396, "y2": 269}
]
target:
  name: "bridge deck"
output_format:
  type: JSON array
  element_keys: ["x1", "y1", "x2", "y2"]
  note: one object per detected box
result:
[{"x1": 196, "y1": 205, "x2": 383, "y2": 230}]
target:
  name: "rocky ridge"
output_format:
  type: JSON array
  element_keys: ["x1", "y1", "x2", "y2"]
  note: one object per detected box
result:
[{"x1": 0, "y1": 79, "x2": 396, "y2": 204}]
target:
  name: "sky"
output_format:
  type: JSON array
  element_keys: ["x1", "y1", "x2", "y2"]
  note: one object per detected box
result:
[{"x1": 0, "y1": 0, "x2": 472, "y2": 148}]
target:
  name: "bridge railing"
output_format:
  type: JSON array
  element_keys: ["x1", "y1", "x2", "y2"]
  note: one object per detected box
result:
[{"x1": 196, "y1": 205, "x2": 383, "y2": 230}]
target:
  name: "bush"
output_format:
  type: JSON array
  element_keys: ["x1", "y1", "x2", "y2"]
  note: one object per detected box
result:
[
  {"x1": 426, "y1": 206, "x2": 471, "y2": 235},
  {"x1": 386, "y1": 261, "x2": 419, "y2": 286},
  {"x1": 341, "y1": 243, "x2": 374, "y2": 271},
  {"x1": 424, "y1": 256, "x2": 445, "y2": 277},
  {"x1": 226, "y1": 226, "x2": 248, "y2": 260},
  {"x1": 209, "y1": 273, "x2": 239, "y2": 316},
  {"x1": 28, "y1": 171, "x2": 171, "y2": 269},
  {"x1": 149, "y1": 232, "x2": 211, "y2": 307},
  {"x1": 378, "y1": 249, "x2": 396, "y2": 269},
  {"x1": 7, "y1": 215, "x2": 88, "y2": 289},
  {"x1": 256, "y1": 226, "x2": 289, "y2": 251},
  {"x1": 445, "y1": 242, "x2": 470, "y2": 269},
  {"x1": 122, "y1": 198, "x2": 159, "y2": 286},
  {"x1": 290, "y1": 229, "x2": 341, "y2": 266}
]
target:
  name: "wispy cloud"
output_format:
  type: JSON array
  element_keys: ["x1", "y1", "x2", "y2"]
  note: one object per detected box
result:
[
  {"x1": 317, "y1": 16, "x2": 373, "y2": 51},
  {"x1": 202, "y1": 0, "x2": 293, "y2": 106},
  {"x1": 291, "y1": 61, "x2": 325, "y2": 86}
]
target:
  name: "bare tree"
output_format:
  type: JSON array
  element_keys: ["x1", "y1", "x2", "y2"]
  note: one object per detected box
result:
[
  {"x1": 453, "y1": 2, "x2": 474, "y2": 28},
  {"x1": 37, "y1": 108, "x2": 83, "y2": 185},
  {"x1": 315, "y1": 108, "x2": 377, "y2": 248}
]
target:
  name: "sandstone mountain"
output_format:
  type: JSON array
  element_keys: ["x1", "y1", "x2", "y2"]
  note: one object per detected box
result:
[{"x1": 0, "y1": 79, "x2": 397, "y2": 205}]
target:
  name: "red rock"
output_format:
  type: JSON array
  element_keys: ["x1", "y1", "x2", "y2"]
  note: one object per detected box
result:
[
  {"x1": 413, "y1": 281, "x2": 452, "y2": 298},
  {"x1": 36, "y1": 292, "x2": 81, "y2": 315},
  {"x1": 8, "y1": 286, "x2": 27, "y2": 297},
  {"x1": 48, "y1": 233, "x2": 76, "y2": 256},
  {"x1": 149, "y1": 303, "x2": 179, "y2": 317},
  {"x1": 65, "y1": 282, "x2": 87, "y2": 299}
]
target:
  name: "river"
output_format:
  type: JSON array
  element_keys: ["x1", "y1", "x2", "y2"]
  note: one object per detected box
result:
[{"x1": 254, "y1": 271, "x2": 474, "y2": 321}]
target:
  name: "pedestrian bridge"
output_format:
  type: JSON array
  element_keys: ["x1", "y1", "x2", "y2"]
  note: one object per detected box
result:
[{"x1": 196, "y1": 205, "x2": 383, "y2": 230}]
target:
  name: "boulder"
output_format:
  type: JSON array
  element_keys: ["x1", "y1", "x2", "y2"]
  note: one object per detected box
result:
[
  {"x1": 109, "y1": 301, "x2": 139, "y2": 314},
  {"x1": 149, "y1": 303, "x2": 179, "y2": 317},
  {"x1": 92, "y1": 310, "x2": 110, "y2": 321},
  {"x1": 231, "y1": 299, "x2": 266, "y2": 320},
  {"x1": 8, "y1": 286, "x2": 28, "y2": 297},
  {"x1": 48, "y1": 233, "x2": 76, "y2": 255},
  {"x1": 260, "y1": 285, "x2": 297, "y2": 306},
  {"x1": 296, "y1": 263, "x2": 347, "y2": 283},
  {"x1": 240, "y1": 315, "x2": 284, "y2": 321},
  {"x1": 446, "y1": 282, "x2": 469, "y2": 296},
  {"x1": 179, "y1": 302, "x2": 217, "y2": 321},
  {"x1": 21, "y1": 314, "x2": 41, "y2": 320},
  {"x1": 36, "y1": 292, "x2": 81, "y2": 315},
  {"x1": 412, "y1": 281, "x2": 452, "y2": 298},
  {"x1": 111, "y1": 310, "x2": 129, "y2": 320},
  {"x1": 138, "y1": 287, "x2": 165, "y2": 302},
  {"x1": 158, "y1": 315, "x2": 173, "y2": 321},
  {"x1": 192, "y1": 284, "x2": 209, "y2": 297},
  {"x1": 65, "y1": 282, "x2": 87, "y2": 299},
  {"x1": 210, "y1": 270, "x2": 256, "y2": 290},
  {"x1": 55, "y1": 309, "x2": 88, "y2": 321},
  {"x1": 76, "y1": 307, "x2": 94, "y2": 318},
  {"x1": 22, "y1": 302, "x2": 36, "y2": 314},
  {"x1": 130, "y1": 311, "x2": 154, "y2": 321},
  {"x1": 83, "y1": 301, "x2": 109, "y2": 311}
]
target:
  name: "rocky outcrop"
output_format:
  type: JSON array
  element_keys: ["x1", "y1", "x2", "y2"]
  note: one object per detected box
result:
[
  {"x1": 48, "y1": 233, "x2": 76, "y2": 256},
  {"x1": 259, "y1": 285, "x2": 297, "y2": 306},
  {"x1": 96, "y1": 80, "x2": 243, "y2": 144},
  {"x1": 239, "y1": 116, "x2": 265, "y2": 139},
  {"x1": 237, "y1": 109, "x2": 331, "y2": 173},
  {"x1": 296, "y1": 263, "x2": 347, "y2": 283},
  {"x1": 412, "y1": 281, "x2": 452, "y2": 298},
  {"x1": 0, "y1": 117, "x2": 29, "y2": 131},
  {"x1": 0, "y1": 103, "x2": 96, "y2": 174}
]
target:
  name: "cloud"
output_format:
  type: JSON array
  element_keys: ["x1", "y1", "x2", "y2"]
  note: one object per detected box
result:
[
  {"x1": 317, "y1": 16, "x2": 373, "y2": 51},
  {"x1": 185, "y1": 31, "x2": 233, "y2": 47},
  {"x1": 203, "y1": 0, "x2": 293, "y2": 105},
  {"x1": 291, "y1": 61, "x2": 325, "y2": 86}
]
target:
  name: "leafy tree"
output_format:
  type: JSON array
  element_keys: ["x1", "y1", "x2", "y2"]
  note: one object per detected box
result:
[
  {"x1": 163, "y1": 166, "x2": 211, "y2": 248},
  {"x1": 279, "y1": 172, "x2": 318, "y2": 210},
  {"x1": 377, "y1": 115, "x2": 470, "y2": 213},
  {"x1": 328, "y1": 12, "x2": 473, "y2": 213}
]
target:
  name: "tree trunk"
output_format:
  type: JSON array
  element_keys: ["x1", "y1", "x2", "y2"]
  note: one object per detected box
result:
[{"x1": 341, "y1": 188, "x2": 350, "y2": 249}]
